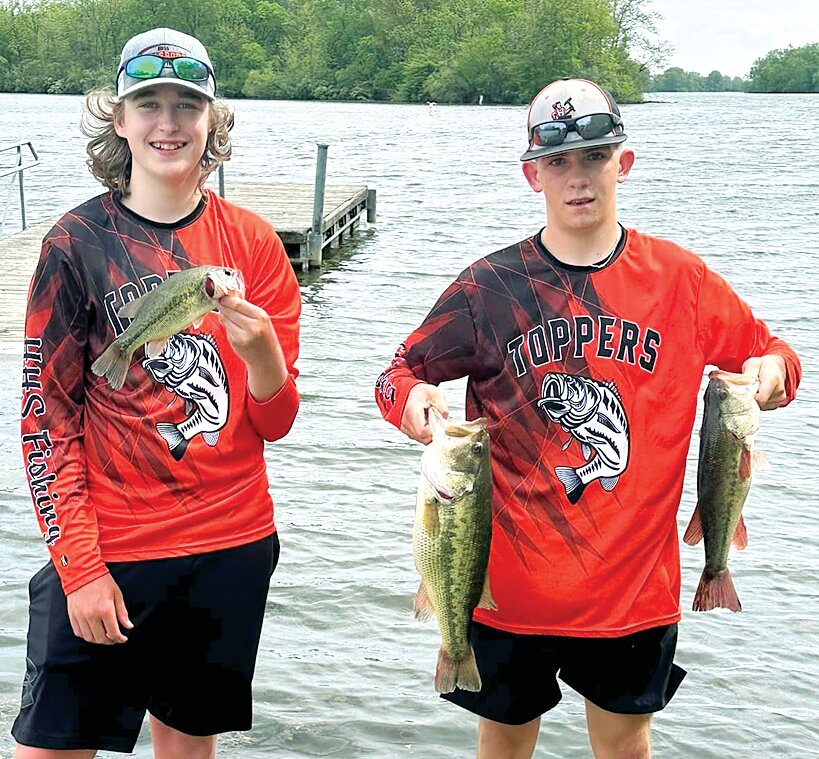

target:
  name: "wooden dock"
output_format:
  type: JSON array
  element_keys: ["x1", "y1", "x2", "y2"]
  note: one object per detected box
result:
[
  {"x1": 0, "y1": 180, "x2": 376, "y2": 343},
  {"x1": 226, "y1": 182, "x2": 375, "y2": 269}
]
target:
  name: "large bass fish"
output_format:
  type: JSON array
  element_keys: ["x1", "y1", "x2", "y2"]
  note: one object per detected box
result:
[
  {"x1": 684, "y1": 370, "x2": 767, "y2": 612},
  {"x1": 413, "y1": 406, "x2": 495, "y2": 694}
]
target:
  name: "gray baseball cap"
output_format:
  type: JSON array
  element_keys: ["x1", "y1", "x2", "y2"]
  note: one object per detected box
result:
[
  {"x1": 115, "y1": 28, "x2": 216, "y2": 101},
  {"x1": 520, "y1": 78, "x2": 626, "y2": 161}
]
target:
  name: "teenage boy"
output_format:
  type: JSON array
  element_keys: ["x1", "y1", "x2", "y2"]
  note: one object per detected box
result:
[
  {"x1": 14, "y1": 28, "x2": 301, "y2": 757},
  {"x1": 374, "y1": 78, "x2": 801, "y2": 759}
]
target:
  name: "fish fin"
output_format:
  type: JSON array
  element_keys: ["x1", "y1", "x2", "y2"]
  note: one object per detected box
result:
[
  {"x1": 683, "y1": 503, "x2": 704, "y2": 545},
  {"x1": 434, "y1": 646, "x2": 481, "y2": 694},
  {"x1": 192, "y1": 317, "x2": 204, "y2": 329},
  {"x1": 739, "y1": 445, "x2": 753, "y2": 480},
  {"x1": 582, "y1": 443, "x2": 592, "y2": 459},
  {"x1": 692, "y1": 566, "x2": 741, "y2": 612},
  {"x1": 476, "y1": 573, "x2": 496, "y2": 611},
  {"x1": 421, "y1": 498, "x2": 440, "y2": 539},
  {"x1": 413, "y1": 581, "x2": 435, "y2": 621},
  {"x1": 91, "y1": 341, "x2": 131, "y2": 391},
  {"x1": 116, "y1": 297, "x2": 145, "y2": 319},
  {"x1": 599, "y1": 475, "x2": 619, "y2": 491},
  {"x1": 201, "y1": 430, "x2": 220, "y2": 447},
  {"x1": 145, "y1": 339, "x2": 167, "y2": 359},
  {"x1": 555, "y1": 466, "x2": 585, "y2": 504},
  {"x1": 595, "y1": 412, "x2": 620, "y2": 433},
  {"x1": 752, "y1": 449, "x2": 770, "y2": 471},
  {"x1": 156, "y1": 422, "x2": 188, "y2": 461},
  {"x1": 732, "y1": 515, "x2": 748, "y2": 550}
]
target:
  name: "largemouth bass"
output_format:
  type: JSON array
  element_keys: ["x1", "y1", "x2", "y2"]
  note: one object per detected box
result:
[
  {"x1": 91, "y1": 266, "x2": 244, "y2": 390},
  {"x1": 413, "y1": 406, "x2": 495, "y2": 693},
  {"x1": 683, "y1": 370, "x2": 766, "y2": 612}
]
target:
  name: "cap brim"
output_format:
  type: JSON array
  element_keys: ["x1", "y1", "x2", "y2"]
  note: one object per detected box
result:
[
  {"x1": 520, "y1": 134, "x2": 627, "y2": 161},
  {"x1": 115, "y1": 77, "x2": 215, "y2": 102}
]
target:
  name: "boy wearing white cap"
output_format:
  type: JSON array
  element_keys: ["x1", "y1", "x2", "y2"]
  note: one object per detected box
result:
[
  {"x1": 375, "y1": 77, "x2": 801, "y2": 757},
  {"x1": 13, "y1": 28, "x2": 301, "y2": 757}
]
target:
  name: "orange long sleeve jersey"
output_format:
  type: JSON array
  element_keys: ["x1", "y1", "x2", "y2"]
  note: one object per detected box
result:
[
  {"x1": 21, "y1": 191, "x2": 301, "y2": 595},
  {"x1": 376, "y1": 229, "x2": 801, "y2": 637}
]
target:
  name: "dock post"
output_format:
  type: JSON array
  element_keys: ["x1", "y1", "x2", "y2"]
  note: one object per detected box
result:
[
  {"x1": 218, "y1": 163, "x2": 225, "y2": 198},
  {"x1": 367, "y1": 189, "x2": 377, "y2": 223},
  {"x1": 19, "y1": 170, "x2": 27, "y2": 230},
  {"x1": 307, "y1": 143, "x2": 329, "y2": 267}
]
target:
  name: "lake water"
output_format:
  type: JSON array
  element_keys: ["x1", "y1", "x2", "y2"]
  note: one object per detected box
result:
[{"x1": 0, "y1": 91, "x2": 817, "y2": 758}]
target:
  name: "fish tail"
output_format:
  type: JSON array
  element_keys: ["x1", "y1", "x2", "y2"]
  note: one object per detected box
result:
[
  {"x1": 555, "y1": 466, "x2": 585, "y2": 504},
  {"x1": 91, "y1": 341, "x2": 132, "y2": 391},
  {"x1": 434, "y1": 646, "x2": 481, "y2": 694},
  {"x1": 156, "y1": 422, "x2": 189, "y2": 461},
  {"x1": 692, "y1": 566, "x2": 742, "y2": 612}
]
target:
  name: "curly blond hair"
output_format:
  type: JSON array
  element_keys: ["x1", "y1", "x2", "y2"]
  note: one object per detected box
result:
[{"x1": 81, "y1": 87, "x2": 234, "y2": 195}]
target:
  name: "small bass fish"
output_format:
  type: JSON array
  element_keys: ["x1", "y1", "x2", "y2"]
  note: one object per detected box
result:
[
  {"x1": 413, "y1": 406, "x2": 495, "y2": 693},
  {"x1": 684, "y1": 370, "x2": 767, "y2": 612},
  {"x1": 91, "y1": 266, "x2": 244, "y2": 390}
]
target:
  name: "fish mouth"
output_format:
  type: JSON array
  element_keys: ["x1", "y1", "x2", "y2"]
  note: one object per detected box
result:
[
  {"x1": 537, "y1": 399, "x2": 568, "y2": 415},
  {"x1": 709, "y1": 370, "x2": 756, "y2": 384},
  {"x1": 432, "y1": 486, "x2": 455, "y2": 503}
]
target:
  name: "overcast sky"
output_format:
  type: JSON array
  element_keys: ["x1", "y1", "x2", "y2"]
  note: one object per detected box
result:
[{"x1": 647, "y1": 0, "x2": 819, "y2": 78}]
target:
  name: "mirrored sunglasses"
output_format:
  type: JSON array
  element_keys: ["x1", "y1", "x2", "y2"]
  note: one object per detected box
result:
[
  {"x1": 121, "y1": 54, "x2": 212, "y2": 84},
  {"x1": 530, "y1": 113, "x2": 623, "y2": 148}
]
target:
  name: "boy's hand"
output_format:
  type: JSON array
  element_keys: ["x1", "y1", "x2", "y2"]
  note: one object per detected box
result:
[
  {"x1": 218, "y1": 295, "x2": 288, "y2": 402},
  {"x1": 218, "y1": 295, "x2": 277, "y2": 367},
  {"x1": 742, "y1": 354, "x2": 787, "y2": 410},
  {"x1": 401, "y1": 383, "x2": 449, "y2": 444},
  {"x1": 67, "y1": 574, "x2": 133, "y2": 645}
]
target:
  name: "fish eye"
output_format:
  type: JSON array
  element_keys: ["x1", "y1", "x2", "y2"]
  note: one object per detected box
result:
[
  {"x1": 471, "y1": 442, "x2": 483, "y2": 455},
  {"x1": 224, "y1": 269, "x2": 231, "y2": 276}
]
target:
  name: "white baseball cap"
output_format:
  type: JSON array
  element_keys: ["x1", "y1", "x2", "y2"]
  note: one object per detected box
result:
[
  {"x1": 115, "y1": 28, "x2": 216, "y2": 101},
  {"x1": 521, "y1": 78, "x2": 626, "y2": 161}
]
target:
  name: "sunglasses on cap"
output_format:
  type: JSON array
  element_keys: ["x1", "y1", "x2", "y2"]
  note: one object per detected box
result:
[
  {"x1": 529, "y1": 113, "x2": 623, "y2": 148},
  {"x1": 120, "y1": 54, "x2": 213, "y2": 84}
]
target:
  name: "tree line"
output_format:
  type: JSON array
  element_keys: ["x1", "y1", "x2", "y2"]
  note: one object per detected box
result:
[
  {"x1": 0, "y1": 0, "x2": 664, "y2": 103},
  {"x1": 1, "y1": 1, "x2": 815, "y2": 102},
  {"x1": 648, "y1": 43, "x2": 819, "y2": 93}
]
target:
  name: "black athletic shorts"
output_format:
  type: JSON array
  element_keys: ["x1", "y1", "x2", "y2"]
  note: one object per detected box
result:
[
  {"x1": 443, "y1": 621, "x2": 686, "y2": 725},
  {"x1": 12, "y1": 533, "x2": 279, "y2": 753}
]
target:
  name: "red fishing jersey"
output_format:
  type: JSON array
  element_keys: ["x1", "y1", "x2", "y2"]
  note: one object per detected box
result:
[
  {"x1": 21, "y1": 191, "x2": 301, "y2": 595},
  {"x1": 376, "y1": 229, "x2": 801, "y2": 637}
]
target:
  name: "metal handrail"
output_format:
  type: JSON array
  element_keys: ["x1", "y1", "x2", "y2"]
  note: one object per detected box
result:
[{"x1": 1, "y1": 141, "x2": 40, "y2": 231}]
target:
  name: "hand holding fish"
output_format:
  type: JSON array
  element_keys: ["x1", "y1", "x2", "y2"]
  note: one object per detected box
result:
[
  {"x1": 401, "y1": 383, "x2": 450, "y2": 445},
  {"x1": 741, "y1": 354, "x2": 787, "y2": 410},
  {"x1": 218, "y1": 294, "x2": 289, "y2": 403},
  {"x1": 66, "y1": 574, "x2": 133, "y2": 645}
]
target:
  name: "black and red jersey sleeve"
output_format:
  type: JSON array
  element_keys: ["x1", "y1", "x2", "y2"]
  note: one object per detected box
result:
[
  {"x1": 375, "y1": 279, "x2": 478, "y2": 428},
  {"x1": 696, "y1": 265, "x2": 802, "y2": 403},
  {"x1": 21, "y1": 235, "x2": 108, "y2": 594},
  {"x1": 243, "y1": 229, "x2": 301, "y2": 440}
]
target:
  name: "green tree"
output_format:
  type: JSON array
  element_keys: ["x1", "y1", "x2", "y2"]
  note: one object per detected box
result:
[{"x1": 750, "y1": 43, "x2": 819, "y2": 92}]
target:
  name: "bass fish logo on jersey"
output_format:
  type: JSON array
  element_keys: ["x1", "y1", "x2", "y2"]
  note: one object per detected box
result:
[
  {"x1": 536, "y1": 372, "x2": 630, "y2": 504},
  {"x1": 143, "y1": 333, "x2": 230, "y2": 461}
]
